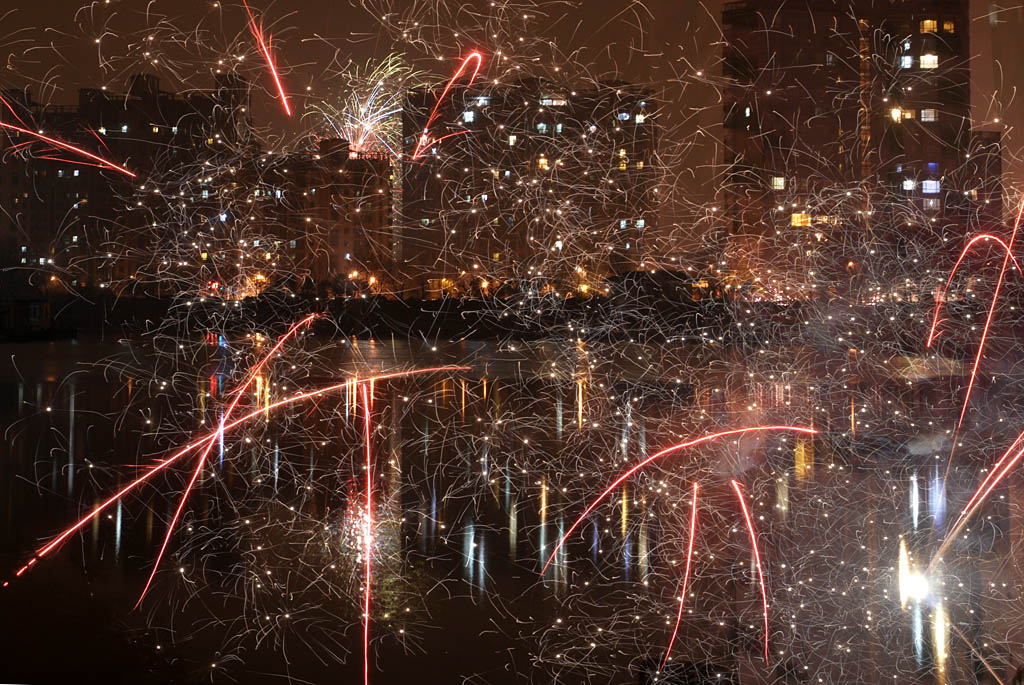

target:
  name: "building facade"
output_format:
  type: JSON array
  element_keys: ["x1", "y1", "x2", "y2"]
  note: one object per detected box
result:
[
  {"x1": 400, "y1": 78, "x2": 660, "y2": 298},
  {"x1": 720, "y1": 0, "x2": 1002, "y2": 299}
]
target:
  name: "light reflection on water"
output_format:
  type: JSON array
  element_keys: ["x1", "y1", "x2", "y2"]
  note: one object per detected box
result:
[{"x1": 0, "y1": 336, "x2": 1017, "y2": 683}]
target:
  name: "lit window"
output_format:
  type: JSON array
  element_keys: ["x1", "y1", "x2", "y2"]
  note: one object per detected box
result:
[
  {"x1": 536, "y1": 122, "x2": 548, "y2": 134},
  {"x1": 901, "y1": 109, "x2": 915, "y2": 120},
  {"x1": 462, "y1": 110, "x2": 475, "y2": 123},
  {"x1": 900, "y1": 55, "x2": 913, "y2": 69},
  {"x1": 172, "y1": 126, "x2": 178, "y2": 134},
  {"x1": 891, "y1": 107, "x2": 903, "y2": 122},
  {"x1": 21, "y1": 245, "x2": 26, "y2": 252},
  {"x1": 253, "y1": 240, "x2": 260, "y2": 247},
  {"x1": 508, "y1": 134, "x2": 517, "y2": 147},
  {"x1": 555, "y1": 123, "x2": 563, "y2": 133},
  {"x1": 121, "y1": 125, "x2": 128, "y2": 133},
  {"x1": 201, "y1": 190, "x2": 209, "y2": 199},
  {"x1": 619, "y1": 160, "x2": 627, "y2": 171},
  {"x1": 825, "y1": 53, "x2": 834, "y2": 66},
  {"x1": 791, "y1": 213, "x2": 811, "y2": 227},
  {"x1": 475, "y1": 96, "x2": 490, "y2": 107},
  {"x1": 636, "y1": 219, "x2": 646, "y2": 229},
  {"x1": 539, "y1": 97, "x2": 566, "y2": 106},
  {"x1": 98, "y1": 127, "x2": 106, "y2": 135},
  {"x1": 619, "y1": 220, "x2": 627, "y2": 229},
  {"x1": 481, "y1": 193, "x2": 488, "y2": 201},
  {"x1": 921, "y1": 108, "x2": 937, "y2": 122},
  {"x1": 924, "y1": 198, "x2": 940, "y2": 210},
  {"x1": 58, "y1": 170, "x2": 64, "y2": 178},
  {"x1": 922, "y1": 180, "x2": 941, "y2": 193},
  {"x1": 492, "y1": 252, "x2": 500, "y2": 262},
  {"x1": 617, "y1": 112, "x2": 630, "y2": 121},
  {"x1": 538, "y1": 156, "x2": 549, "y2": 170},
  {"x1": 73, "y1": 169, "x2": 79, "y2": 177},
  {"x1": 927, "y1": 162, "x2": 939, "y2": 173},
  {"x1": 152, "y1": 126, "x2": 159, "y2": 133},
  {"x1": 943, "y1": 20, "x2": 954, "y2": 33},
  {"x1": 289, "y1": 240, "x2": 296, "y2": 248},
  {"x1": 72, "y1": 235, "x2": 78, "y2": 243},
  {"x1": 491, "y1": 169, "x2": 499, "y2": 178},
  {"x1": 771, "y1": 176, "x2": 785, "y2": 190},
  {"x1": 20, "y1": 258, "x2": 25, "y2": 264},
  {"x1": 920, "y1": 19, "x2": 937, "y2": 33},
  {"x1": 920, "y1": 54, "x2": 938, "y2": 69},
  {"x1": 902, "y1": 179, "x2": 916, "y2": 191},
  {"x1": 903, "y1": 40, "x2": 911, "y2": 50},
  {"x1": 744, "y1": 106, "x2": 751, "y2": 118},
  {"x1": 619, "y1": 148, "x2": 627, "y2": 158},
  {"x1": 635, "y1": 160, "x2": 644, "y2": 169},
  {"x1": 421, "y1": 218, "x2": 430, "y2": 226},
  {"x1": 635, "y1": 113, "x2": 646, "y2": 124},
  {"x1": 38, "y1": 257, "x2": 45, "y2": 265}
]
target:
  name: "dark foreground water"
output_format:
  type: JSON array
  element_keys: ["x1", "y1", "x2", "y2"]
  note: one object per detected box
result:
[{"x1": 0, "y1": 335, "x2": 1020, "y2": 684}]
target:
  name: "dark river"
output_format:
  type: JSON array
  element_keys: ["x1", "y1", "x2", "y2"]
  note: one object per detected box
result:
[{"x1": 0, "y1": 334, "x2": 1020, "y2": 684}]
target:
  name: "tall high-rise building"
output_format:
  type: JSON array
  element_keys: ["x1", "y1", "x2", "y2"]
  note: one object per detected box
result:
[
  {"x1": 400, "y1": 78, "x2": 660, "y2": 299},
  {"x1": 720, "y1": 0, "x2": 1002, "y2": 298}
]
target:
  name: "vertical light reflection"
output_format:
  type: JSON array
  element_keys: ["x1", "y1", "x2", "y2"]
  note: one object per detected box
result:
[
  {"x1": 913, "y1": 602, "x2": 923, "y2": 665},
  {"x1": 464, "y1": 519, "x2": 475, "y2": 585},
  {"x1": 555, "y1": 387, "x2": 563, "y2": 442},
  {"x1": 930, "y1": 465, "x2": 945, "y2": 528},
  {"x1": 539, "y1": 476, "x2": 547, "y2": 573},
  {"x1": 776, "y1": 476, "x2": 789, "y2": 519},
  {"x1": 932, "y1": 602, "x2": 947, "y2": 683},
  {"x1": 273, "y1": 441, "x2": 279, "y2": 490},
  {"x1": 910, "y1": 472, "x2": 919, "y2": 530},
  {"x1": 67, "y1": 385, "x2": 75, "y2": 496},
  {"x1": 576, "y1": 378, "x2": 584, "y2": 427},
  {"x1": 794, "y1": 436, "x2": 812, "y2": 483},
  {"x1": 218, "y1": 410, "x2": 225, "y2": 467},
  {"x1": 114, "y1": 497, "x2": 123, "y2": 558},
  {"x1": 508, "y1": 498, "x2": 517, "y2": 561}
]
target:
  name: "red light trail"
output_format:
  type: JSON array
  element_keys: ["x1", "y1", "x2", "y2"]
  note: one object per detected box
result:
[
  {"x1": 0, "y1": 121, "x2": 135, "y2": 177},
  {"x1": 411, "y1": 52, "x2": 483, "y2": 160},
  {"x1": 947, "y1": 199, "x2": 1024, "y2": 432},
  {"x1": 4, "y1": 364, "x2": 470, "y2": 588},
  {"x1": 135, "y1": 314, "x2": 315, "y2": 606},
  {"x1": 243, "y1": 0, "x2": 292, "y2": 116},
  {"x1": 731, "y1": 479, "x2": 770, "y2": 662},
  {"x1": 926, "y1": 233, "x2": 1022, "y2": 347},
  {"x1": 361, "y1": 382, "x2": 373, "y2": 685},
  {"x1": 541, "y1": 425, "x2": 816, "y2": 575},
  {"x1": 660, "y1": 481, "x2": 698, "y2": 673}
]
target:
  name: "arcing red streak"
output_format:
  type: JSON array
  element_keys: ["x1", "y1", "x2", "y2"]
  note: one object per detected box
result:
[
  {"x1": 731, "y1": 479, "x2": 770, "y2": 662},
  {"x1": 661, "y1": 481, "x2": 699, "y2": 672},
  {"x1": 950, "y1": 197, "x2": 1024, "y2": 431},
  {"x1": 926, "y1": 233, "x2": 1022, "y2": 347},
  {"x1": 242, "y1": 0, "x2": 291, "y2": 116},
  {"x1": 5, "y1": 365, "x2": 470, "y2": 588},
  {"x1": 541, "y1": 426, "x2": 816, "y2": 575},
  {"x1": 134, "y1": 314, "x2": 315, "y2": 606},
  {"x1": 0, "y1": 121, "x2": 135, "y2": 177},
  {"x1": 411, "y1": 52, "x2": 483, "y2": 160}
]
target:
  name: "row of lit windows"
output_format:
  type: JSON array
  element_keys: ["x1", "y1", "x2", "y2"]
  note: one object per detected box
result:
[
  {"x1": 98, "y1": 125, "x2": 179, "y2": 135},
  {"x1": 920, "y1": 19, "x2": 954, "y2": 34},
  {"x1": 891, "y1": 107, "x2": 938, "y2": 122},
  {"x1": 900, "y1": 54, "x2": 939, "y2": 69}
]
